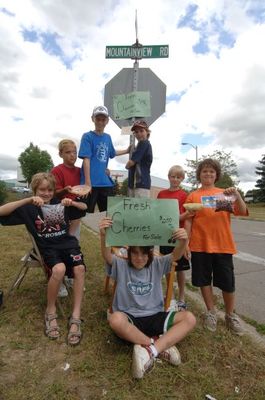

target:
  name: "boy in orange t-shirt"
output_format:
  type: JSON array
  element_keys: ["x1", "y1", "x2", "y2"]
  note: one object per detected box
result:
[{"x1": 185, "y1": 159, "x2": 248, "y2": 335}]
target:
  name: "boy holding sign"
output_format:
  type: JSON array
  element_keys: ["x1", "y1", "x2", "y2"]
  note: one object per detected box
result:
[
  {"x1": 157, "y1": 165, "x2": 192, "y2": 311},
  {"x1": 99, "y1": 217, "x2": 196, "y2": 379}
]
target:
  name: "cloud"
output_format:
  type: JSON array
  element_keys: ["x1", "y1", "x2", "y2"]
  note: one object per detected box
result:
[{"x1": 0, "y1": 0, "x2": 265, "y2": 193}]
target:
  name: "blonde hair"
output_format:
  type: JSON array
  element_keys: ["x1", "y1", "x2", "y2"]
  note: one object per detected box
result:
[
  {"x1": 168, "y1": 165, "x2": 185, "y2": 178},
  {"x1": 31, "y1": 173, "x2": 56, "y2": 195},
  {"x1": 58, "y1": 139, "x2": 76, "y2": 154}
]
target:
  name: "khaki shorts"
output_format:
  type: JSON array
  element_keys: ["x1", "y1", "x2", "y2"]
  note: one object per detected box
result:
[{"x1": 128, "y1": 188, "x2": 150, "y2": 198}]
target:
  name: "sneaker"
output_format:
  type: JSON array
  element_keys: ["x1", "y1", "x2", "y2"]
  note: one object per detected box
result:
[
  {"x1": 176, "y1": 300, "x2": 187, "y2": 311},
  {"x1": 57, "y1": 283, "x2": 68, "y2": 298},
  {"x1": 158, "y1": 345, "x2": 181, "y2": 366},
  {"x1": 132, "y1": 344, "x2": 155, "y2": 379},
  {"x1": 225, "y1": 313, "x2": 244, "y2": 336},
  {"x1": 167, "y1": 299, "x2": 178, "y2": 311},
  {"x1": 203, "y1": 311, "x2": 217, "y2": 332}
]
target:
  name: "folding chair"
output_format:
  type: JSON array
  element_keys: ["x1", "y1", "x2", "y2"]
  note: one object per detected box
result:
[
  {"x1": 7, "y1": 232, "x2": 70, "y2": 315},
  {"x1": 7, "y1": 233, "x2": 50, "y2": 295},
  {"x1": 104, "y1": 247, "x2": 176, "y2": 313}
]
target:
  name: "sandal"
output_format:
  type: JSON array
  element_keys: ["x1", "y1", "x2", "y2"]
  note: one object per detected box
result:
[
  {"x1": 44, "y1": 313, "x2": 60, "y2": 339},
  {"x1": 67, "y1": 317, "x2": 82, "y2": 346}
]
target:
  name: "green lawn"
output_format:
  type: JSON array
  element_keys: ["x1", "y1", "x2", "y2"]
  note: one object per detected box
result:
[{"x1": 0, "y1": 224, "x2": 265, "y2": 400}]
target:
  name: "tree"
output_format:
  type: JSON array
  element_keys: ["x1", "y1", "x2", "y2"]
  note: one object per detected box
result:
[
  {"x1": 0, "y1": 181, "x2": 7, "y2": 205},
  {"x1": 119, "y1": 178, "x2": 128, "y2": 196},
  {"x1": 185, "y1": 149, "x2": 239, "y2": 188},
  {"x1": 18, "y1": 143, "x2": 54, "y2": 184},
  {"x1": 255, "y1": 154, "x2": 265, "y2": 202}
]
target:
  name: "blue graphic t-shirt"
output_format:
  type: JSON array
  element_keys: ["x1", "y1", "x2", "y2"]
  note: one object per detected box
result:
[
  {"x1": 78, "y1": 130, "x2": 116, "y2": 187},
  {"x1": 109, "y1": 254, "x2": 172, "y2": 317}
]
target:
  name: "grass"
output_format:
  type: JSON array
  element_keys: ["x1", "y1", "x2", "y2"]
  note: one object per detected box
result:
[
  {"x1": 0, "y1": 225, "x2": 265, "y2": 400},
  {"x1": 243, "y1": 203, "x2": 265, "y2": 221}
]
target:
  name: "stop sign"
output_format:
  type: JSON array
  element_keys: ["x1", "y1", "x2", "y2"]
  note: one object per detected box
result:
[{"x1": 104, "y1": 68, "x2": 166, "y2": 128}]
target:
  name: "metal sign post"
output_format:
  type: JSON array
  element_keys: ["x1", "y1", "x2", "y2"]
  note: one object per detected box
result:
[{"x1": 104, "y1": 10, "x2": 169, "y2": 179}]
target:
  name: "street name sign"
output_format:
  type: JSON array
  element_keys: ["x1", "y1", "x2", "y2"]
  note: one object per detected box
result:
[{"x1": 106, "y1": 45, "x2": 169, "y2": 59}]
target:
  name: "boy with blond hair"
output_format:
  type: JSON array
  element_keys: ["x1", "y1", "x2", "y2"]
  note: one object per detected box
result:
[
  {"x1": 157, "y1": 165, "x2": 191, "y2": 311},
  {"x1": 0, "y1": 173, "x2": 87, "y2": 345},
  {"x1": 51, "y1": 139, "x2": 86, "y2": 238},
  {"x1": 51, "y1": 139, "x2": 87, "y2": 296}
]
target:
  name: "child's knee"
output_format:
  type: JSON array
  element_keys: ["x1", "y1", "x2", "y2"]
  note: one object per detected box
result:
[
  {"x1": 108, "y1": 312, "x2": 124, "y2": 329},
  {"x1": 73, "y1": 264, "x2": 85, "y2": 278},
  {"x1": 52, "y1": 264, "x2": 66, "y2": 280},
  {"x1": 184, "y1": 310, "x2": 196, "y2": 328},
  {"x1": 175, "y1": 310, "x2": 196, "y2": 328}
]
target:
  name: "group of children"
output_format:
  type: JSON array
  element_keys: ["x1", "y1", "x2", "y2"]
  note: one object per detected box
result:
[{"x1": 0, "y1": 104, "x2": 248, "y2": 379}]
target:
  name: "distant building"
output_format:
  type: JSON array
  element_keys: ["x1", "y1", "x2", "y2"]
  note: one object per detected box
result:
[{"x1": 110, "y1": 170, "x2": 191, "y2": 198}]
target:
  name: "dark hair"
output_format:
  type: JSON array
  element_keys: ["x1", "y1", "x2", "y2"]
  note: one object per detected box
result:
[
  {"x1": 196, "y1": 158, "x2": 222, "y2": 183},
  {"x1": 127, "y1": 246, "x2": 154, "y2": 268}
]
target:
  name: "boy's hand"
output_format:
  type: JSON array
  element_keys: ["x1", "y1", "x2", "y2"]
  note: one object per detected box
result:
[
  {"x1": 61, "y1": 198, "x2": 72, "y2": 207},
  {"x1": 64, "y1": 185, "x2": 73, "y2": 193},
  {"x1": 171, "y1": 228, "x2": 188, "y2": 242},
  {"x1": 223, "y1": 187, "x2": 240, "y2": 198},
  {"x1": 31, "y1": 196, "x2": 44, "y2": 207},
  {"x1": 99, "y1": 217, "x2": 112, "y2": 235}
]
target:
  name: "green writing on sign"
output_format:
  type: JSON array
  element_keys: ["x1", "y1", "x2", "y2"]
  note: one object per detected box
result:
[
  {"x1": 106, "y1": 197, "x2": 179, "y2": 246},
  {"x1": 105, "y1": 45, "x2": 169, "y2": 59},
  {"x1": 113, "y1": 91, "x2": 151, "y2": 120}
]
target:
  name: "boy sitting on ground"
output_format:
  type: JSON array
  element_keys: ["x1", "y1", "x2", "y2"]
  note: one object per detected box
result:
[{"x1": 99, "y1": 217, "x2": 196, "y2": 379}]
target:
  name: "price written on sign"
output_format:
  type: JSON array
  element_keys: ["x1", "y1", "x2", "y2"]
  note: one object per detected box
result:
[{"x1": 106, "y1": 197, "x2": 179, "y2": 246}]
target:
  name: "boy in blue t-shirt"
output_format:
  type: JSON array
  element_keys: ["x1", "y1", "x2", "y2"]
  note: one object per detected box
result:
[{"x1": 78, "y1": 105, "x2": 129, "y2": 213}]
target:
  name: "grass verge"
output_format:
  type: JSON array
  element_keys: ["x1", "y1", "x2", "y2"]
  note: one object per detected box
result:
[{"x1": 0, "y1": 225, "x2": 265, "y2": 400}]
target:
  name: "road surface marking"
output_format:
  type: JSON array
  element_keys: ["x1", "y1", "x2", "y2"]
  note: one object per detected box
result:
[{"x1": 234, "y1": 251, "x2": 265, "y2": 265}]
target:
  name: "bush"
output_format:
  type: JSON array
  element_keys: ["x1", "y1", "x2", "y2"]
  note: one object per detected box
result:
[{"x1": 0, "y1": 181, "x2": 7, "y2": 205}]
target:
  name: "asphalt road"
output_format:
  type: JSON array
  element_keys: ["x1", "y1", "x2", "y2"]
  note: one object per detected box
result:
[{"x1": 232, "y1": 218, "x2": 265, "y2": 324}]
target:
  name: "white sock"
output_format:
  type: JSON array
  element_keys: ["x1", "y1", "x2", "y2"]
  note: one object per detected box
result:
[{"x1": 149, "y1": 344, "x2": 158, "y2": 358}]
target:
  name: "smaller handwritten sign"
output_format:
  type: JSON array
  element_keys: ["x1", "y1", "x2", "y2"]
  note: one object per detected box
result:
[
  {"x1": 106, "y1": 197, "x2": 179, "y2": 246},
  {"x1": 113, "y1": 91, "x2": 151, "y2": 120}
]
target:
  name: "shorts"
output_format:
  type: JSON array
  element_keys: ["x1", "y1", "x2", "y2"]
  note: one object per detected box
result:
[
  {"x1": 128, "y1": 188, "x2": 150, "y2": 198},
  {"x1": 191, "y1": 252, "x2": 235, "y2": 293},
  {"x1": 85, "y1": 186, "x2": 114, "y2": 213},
  {"x1": 125, "y1": 311, "x2": 176, "y2": 337},
  {"x1": 69, "y1": 200, "x2": 87, "y2": 220},
  {"x1": 159, "y1": 247, "x2": 190, "y2": 272},
  {"x1": 42, "y1": 247, "x2": 86, "y2": 278}
]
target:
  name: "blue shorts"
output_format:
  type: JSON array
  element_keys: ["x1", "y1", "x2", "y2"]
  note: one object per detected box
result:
[
  {"x1": 191, "y1": 252, "x2": 235, "y2": 293},
  {"x1": 125, "y1": 311, "x2": 176, "y2": 337}
]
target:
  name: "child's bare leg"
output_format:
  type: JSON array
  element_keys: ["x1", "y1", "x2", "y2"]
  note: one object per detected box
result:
[
  {"x1": 45, "y1": 263, "x2": 65, "y2": 337},
  {"x1": 200, "y1": 285, "x2": 215, "y2": 311},
  {"x1": 46, "y1": 263, "x2": 66, "y2": 315},
  {"x1": 109, "y1": 312, "x2": 151, "y2": 346},
  {"x1": 72, "y1": 265, "x2": 85, "y2": 319},
  {"x1": 154, "y1": 311, "x2": 196, "y2": 354},
  {"x1": 68, "y1": 265, "x2": 85, "y2": 338},
  {"x1": 222, "y1": 291, "x2": 235, "y2": 314},
  {"x1": 177, "y1": 271, "x2": 185, "y2": 302}
]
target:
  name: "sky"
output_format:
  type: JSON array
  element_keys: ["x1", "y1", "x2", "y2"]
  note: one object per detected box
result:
[{"x1": 1, "y1": 0, "x2": 265, "y2": 193}]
